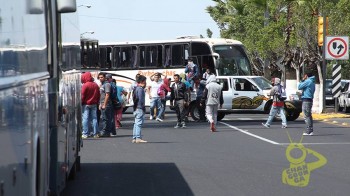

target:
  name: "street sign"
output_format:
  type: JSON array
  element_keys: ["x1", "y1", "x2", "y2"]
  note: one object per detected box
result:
[{"x1": 325, "y1": 36, "x2": 349, "y2": 60}]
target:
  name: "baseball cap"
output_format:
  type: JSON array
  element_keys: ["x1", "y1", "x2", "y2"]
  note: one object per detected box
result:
[{"x1": 106, "y1": 74, "x2": 112, "y2": 79}]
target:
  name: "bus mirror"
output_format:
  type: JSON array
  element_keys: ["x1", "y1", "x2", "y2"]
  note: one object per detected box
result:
[
  {"x1": 212, "y1": 53, "x2": 220, "y2": 68},
  {"x1": 57, "y1": 0, "x2": 77, "y2": 13},
  {"x1": 27, "y1": 0, "x2": 43, "y2": 14}
]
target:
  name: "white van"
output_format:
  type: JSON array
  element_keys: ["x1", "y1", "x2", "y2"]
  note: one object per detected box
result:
[{"x1": 189, "y1": 76, "x2": 302, "y2": 121}]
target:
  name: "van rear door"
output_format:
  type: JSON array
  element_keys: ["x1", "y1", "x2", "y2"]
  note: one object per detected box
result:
[{"x1": 216, "y1": 77, "x2": 233, "y2": 110}]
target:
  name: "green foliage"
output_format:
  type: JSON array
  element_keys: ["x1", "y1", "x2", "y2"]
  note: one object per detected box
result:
[{"x1": 207, "y1": 0, "x2": 350, "y2": 79}]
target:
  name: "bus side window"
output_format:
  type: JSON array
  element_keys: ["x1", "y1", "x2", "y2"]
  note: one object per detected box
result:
[{"x1": 164, "y1": 45, "x2": 171, "y2": 67}]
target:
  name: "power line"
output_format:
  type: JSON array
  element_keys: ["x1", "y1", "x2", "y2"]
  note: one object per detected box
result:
[{"x1": 78, "y1": 15, "x2": 214, "y2": 24}]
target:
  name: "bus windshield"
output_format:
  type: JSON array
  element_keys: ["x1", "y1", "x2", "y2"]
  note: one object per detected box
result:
[{"x1": 213, "y1": 45, "x2": 251, "y2": 76}]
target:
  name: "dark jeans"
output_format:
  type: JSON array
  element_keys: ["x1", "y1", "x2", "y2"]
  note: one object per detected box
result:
[
  {"x1": 175, "y1": 99, "x2": 186, "y2": 125},
  {"x1": 196, "y1": 97, "x2": 206, "y2": 120},
  {"x1": 101, "y1": 103, "x2": 115, "y2": 135}
]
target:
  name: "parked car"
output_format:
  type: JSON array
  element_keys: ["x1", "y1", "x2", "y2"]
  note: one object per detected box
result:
[
  {"x1": 337, "y1": 80, "x2": 350, "y2": 113},
  {"x1": 189, "y1": 76, "x2": 302, "y2": 121}
]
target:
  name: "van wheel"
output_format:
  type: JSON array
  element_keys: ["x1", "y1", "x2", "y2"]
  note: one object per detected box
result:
[
  {"x1": 286, "y1": 112, "x2": 300, "y2": 121},
  {"x1": 217, "y1": 113, "x2": 225, "y2": 121},
  {"x1": 345, "y1": 105, "x2": 350, "y2": 113}
]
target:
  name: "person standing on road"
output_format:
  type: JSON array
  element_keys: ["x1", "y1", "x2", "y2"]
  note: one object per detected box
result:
[
  {"x1": 81, "y1": 72, "x2": 100, "y2": 138},
  {"x1": 127, "y1": 73, "x2": 141, "y2": 105},
  {"x1": 201, "y1": 75, "x2": 223, "y2": 132},
  {"x1": 262, "y1": 77, "x2": 287, "y2": 129},
  {"x1": 170, "y1": 74, "x2": 189, "y2": 128},
  {"x1": 148, "y1": 73, "x2": 164, "y2": 121},
  {"x1": 112, "y1": 79, "x2": 128, "y2": 129},
  {"x1": 132, "y1": 75, "x2": 148, "y2": 143},
  {"x1": 298, "y1": 72, "x2": 316, "y2": 136},
  {"x1": 98, "y1": 73, "x2": 114, "y2": 137}
]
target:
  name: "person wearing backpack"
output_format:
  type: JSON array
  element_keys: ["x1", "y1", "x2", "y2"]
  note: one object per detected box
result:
[{"x1": 262, "y1": 77, "x2": 287, "y2": 128}]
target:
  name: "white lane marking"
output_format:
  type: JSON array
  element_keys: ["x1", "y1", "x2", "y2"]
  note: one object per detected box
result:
[
  {"x1": 237, "y1": 118, "x2": 254, "y2": 120},
  {"x1": 219, "y1": 121, "x2": 279, "y2": 145}
]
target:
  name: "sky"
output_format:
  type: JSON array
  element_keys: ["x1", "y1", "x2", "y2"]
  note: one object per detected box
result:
[{"x1": 77, "y1": 0, "x2": 221, "y2": 43}]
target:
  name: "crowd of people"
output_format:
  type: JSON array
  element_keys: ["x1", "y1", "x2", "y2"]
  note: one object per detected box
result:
[
  {"x1": 81, "y1": 59, "x2": 317, "y2": 143},
  {"x1": 80, "y1": 59, "x2": 224, "y2": 143}
]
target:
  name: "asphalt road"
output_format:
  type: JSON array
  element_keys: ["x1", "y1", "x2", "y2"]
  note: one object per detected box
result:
[{"x1": 61, "y1": 111, "x2": 350, "y2": 196}]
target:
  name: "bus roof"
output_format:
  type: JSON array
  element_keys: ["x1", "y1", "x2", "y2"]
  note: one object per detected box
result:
[{"x1": 100, "y1": 38, "x2": 243, "y2": 47}]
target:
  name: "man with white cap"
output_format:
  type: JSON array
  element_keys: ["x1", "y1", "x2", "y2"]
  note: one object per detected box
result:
[{"x1": 262, "y1": 77, "x2": 287, "y2": 128}]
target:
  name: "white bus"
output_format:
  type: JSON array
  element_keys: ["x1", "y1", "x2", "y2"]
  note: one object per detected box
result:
[
  {"x1": 81, "y1": 37, "x2": 302, "y2": 121},
  {"x1": 0, "y1": 1, "x2": 83, "y2": 195},
  {"x1": 81, "y1": 37, "x2": 252, "y2": 98}
]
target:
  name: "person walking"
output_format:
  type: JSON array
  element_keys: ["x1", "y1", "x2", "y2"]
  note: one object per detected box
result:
[
  {"x1": 148, "y1": 73, "x2": 164, "y2": 121},
  {"x1": 158, "y1": 77, "x2": 171, "y2": 119},
  {"x1": 81, "y1": 72, "x2": 100, "y2": 138},
  {"x1": 170, "y1": 74, "x2": 189, "y2": 128},
  {"x1": 262, "y1": 77, "x2": 287, "y2": 129},
  {"x1": 298, "y1": 72, "x2": 316, "y2": 136},
  {"x1": 201, "y1": 75, "x2": 223, "y2": 132},
  {"x1": 132, "y1": 75, "x2": 148, "y2": 143},
  {"x1": 127, "y1": 73, "x2": 141, "y2": 105},
  {"x1": 98, "y1": 73, "x2": 114, "y2": 137}
]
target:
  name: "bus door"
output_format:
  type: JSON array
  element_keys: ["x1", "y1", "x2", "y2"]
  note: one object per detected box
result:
[{"x1": 216, "y1": 77, "x2": 232, "y2": 110}]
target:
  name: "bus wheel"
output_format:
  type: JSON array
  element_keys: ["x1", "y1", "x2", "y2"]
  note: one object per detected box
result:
[
  {"x1": 189, "y1": 104, "x2": 200, "y2": 121},
  {"x1": 217, "y1": 113, "x2": 225, "y2": 121}
]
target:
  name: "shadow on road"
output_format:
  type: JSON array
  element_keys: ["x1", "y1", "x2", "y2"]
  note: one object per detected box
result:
[{"x1": 61, "y1": 163, "x2": 194, "y2": 196}]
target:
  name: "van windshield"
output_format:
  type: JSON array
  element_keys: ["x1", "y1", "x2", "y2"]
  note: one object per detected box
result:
[{"x1": 251, "y1": 77, "x2": 272, "y2": 90}]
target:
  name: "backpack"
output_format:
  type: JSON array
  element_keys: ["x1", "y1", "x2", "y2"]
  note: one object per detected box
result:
[
  {"x1": 277, "y1": 84, "x2": 287, "y2": 101},
  {"x1": 132, "y1": 86, "x2": 140, "y2": 111},
  {"x1": 109, "y1": 82, "x2": 122, "y2": 109}
]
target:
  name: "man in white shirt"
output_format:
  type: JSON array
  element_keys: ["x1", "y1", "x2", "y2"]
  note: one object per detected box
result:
[{"x1": 147, "y1": 73, "x2": 164, "y2": 121}]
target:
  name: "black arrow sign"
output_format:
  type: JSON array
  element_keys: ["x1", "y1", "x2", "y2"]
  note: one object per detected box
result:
[{"x1": 337, "y1": 44, "x2": 344, "y2": 54}]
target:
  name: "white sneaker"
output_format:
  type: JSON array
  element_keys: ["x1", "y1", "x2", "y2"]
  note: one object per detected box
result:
[
  {"x1": 156, "y1": 117, "x2": 163, "y2": 122},
  {"x1": 150, "y1": 116, "x2": 154, "y2": 120},
  {"x1": 303, "y1": 132, "x2": 314, "y2": 136},
  {"x1": 262, "y1": 123, "x2": 270, "y2": 128}
]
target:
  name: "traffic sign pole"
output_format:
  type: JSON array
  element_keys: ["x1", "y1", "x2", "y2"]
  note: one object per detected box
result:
[{"x1": 322, "y1": 15, "x2": 327, "y2": 113}]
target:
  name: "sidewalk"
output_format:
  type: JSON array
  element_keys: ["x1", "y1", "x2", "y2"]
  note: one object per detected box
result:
[{"x1": 307, "y1": 112, "x2": 350, "y2": 127}]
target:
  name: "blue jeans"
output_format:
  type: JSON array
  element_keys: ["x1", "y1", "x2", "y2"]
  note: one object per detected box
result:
[
  {"x1": 150, "y1": 97, "x2": 164, "y2": 119},
  {"x1": 265, "y1": 106, "x2": 287, "y2": 126},
  {"x1": 82, "y1": 104, "x2": 99, "y2": 136},
  {"x1": 133, "y1": 109, "x2": 145, "y2": 139},
  {"x1": 302, "y1": 100, "x2": 313, "y2": 133}
]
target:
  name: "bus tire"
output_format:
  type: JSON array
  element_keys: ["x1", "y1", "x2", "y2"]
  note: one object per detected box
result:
[{"x1": 217, "y1": 113, "x2": 225, "y2": 121}]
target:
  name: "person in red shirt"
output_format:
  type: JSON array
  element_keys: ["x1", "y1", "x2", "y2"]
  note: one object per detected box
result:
[
  {"x1": 81, "y1": 72, "x2": 100, "y2": 138},
  {"x1": 262, "y1": 77, "x2": 287, "y2": 128}
]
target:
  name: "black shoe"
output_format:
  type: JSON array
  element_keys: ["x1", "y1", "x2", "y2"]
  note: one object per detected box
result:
[{"x1": 99, "y1": 131, "x2": 110, "y2": 137}]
